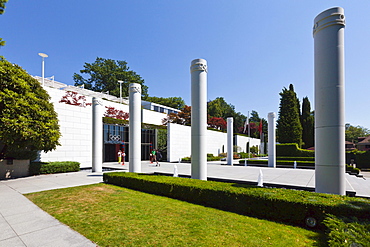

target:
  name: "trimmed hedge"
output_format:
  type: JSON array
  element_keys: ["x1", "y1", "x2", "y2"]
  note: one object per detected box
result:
[
  {"x1": 323, "y1": 215, "x2": 370, "y2": 246},
  {"x1": 346, "y1": 150, "x2": 370, "y2": 170},
  {"x1": 29, "y1": 161, "x2": 80, "y2": 175},
  {"x1": 103, "y1": 172, "x2": 370, "y2": 229},
  {"x1": 277, "y1": 143, "x2": 314, "y2": 157},
  {"x1": 277, "y1": 157, "x2": 315, "y2": 161},
  {"x1": 238, "y1": 159, "x2": 315, "y2": 168}
]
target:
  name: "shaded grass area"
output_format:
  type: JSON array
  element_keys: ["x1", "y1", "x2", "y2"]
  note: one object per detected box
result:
[{"x1": 26, "y1": 184, "x2": 325, "y2": 247}]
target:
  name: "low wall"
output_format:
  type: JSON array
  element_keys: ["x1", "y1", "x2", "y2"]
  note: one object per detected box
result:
[{"x1": 0, "y1": 159, "x2": 30, "y2": 179}]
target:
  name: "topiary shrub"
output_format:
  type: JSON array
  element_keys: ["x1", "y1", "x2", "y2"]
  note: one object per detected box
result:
[{"x1": 29, "y1": 161, "x2": 80, "y2": 175}]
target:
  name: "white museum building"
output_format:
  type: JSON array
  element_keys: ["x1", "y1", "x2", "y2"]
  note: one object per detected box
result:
[{"x1": 34, "y1": 77, "x2": 261, "y2": 168}]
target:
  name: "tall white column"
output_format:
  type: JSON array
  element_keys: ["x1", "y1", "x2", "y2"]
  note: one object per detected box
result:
[
  {"x1": 190, "y1": 58, "x2": 207, "y2": 180},
  {"x1": 129, "y1": 83, "x2": 142, "y2": 173},
  {"x1": 92, "y1": 97, "x2": 103, "y2": 172},
  {"x1": 227, "y1": 117, "x2": 233, "y2": 165},
  {"x1": 313, "y1": 7, "x2": 346, "y2": 195},
  {"x1": 268, "y1": 112, "x2": 276, "y2": 168}
]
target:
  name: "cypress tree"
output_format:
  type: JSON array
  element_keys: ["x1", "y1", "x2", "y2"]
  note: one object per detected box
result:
[
  {"x1": 276, "y1": 84, "x2": 303, "y2": 147},
  {"x1": 301, "y1": 97, "x2": 314, "y2": 148}
]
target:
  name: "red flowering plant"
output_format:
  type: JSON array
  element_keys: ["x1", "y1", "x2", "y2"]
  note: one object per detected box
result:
[
  {"x1": 207, "y1": 116, "x2": 227, "y2": 131},
  {"x1": 59, "y1": 91, "x2": 92, "y2": 107},
  {"x1": 104, "y1": 106, "x2": 129, "y2": 120}
]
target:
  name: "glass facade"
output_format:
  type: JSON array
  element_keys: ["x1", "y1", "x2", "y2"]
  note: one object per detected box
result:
[{"x1": 103, "y1": 124, "x2": 156, "y2": 162}]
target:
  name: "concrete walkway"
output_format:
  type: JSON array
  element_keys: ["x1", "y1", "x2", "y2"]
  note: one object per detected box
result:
[
  {"x1": 0, "y1": 171, "x2": 100, "y2": 247},
  {"x1": 0, "y1": 161, "x2": 369, "y2": 246}
]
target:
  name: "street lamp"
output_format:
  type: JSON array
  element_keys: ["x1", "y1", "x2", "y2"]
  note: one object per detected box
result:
[
  {"x1": 118, "y1": 80, "x2": 124, "y2": 103},
  {"x1": 38, "y1": 53, "x2": 48, "y2": 86}
]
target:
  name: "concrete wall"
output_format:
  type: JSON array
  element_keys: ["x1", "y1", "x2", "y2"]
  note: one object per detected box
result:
[
  {"x1": 167, "y1": 123, "x2": 261, "y2": 162},
  {"x1": 0, "y1": 160, "x2": 30, "y2": 179}
]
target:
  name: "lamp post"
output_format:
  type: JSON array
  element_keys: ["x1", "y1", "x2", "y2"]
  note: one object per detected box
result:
[
  {"x1": 118, "y1": 80, "x2": 123, "y2": 103},
  {"x1": 38, "y1": 53, "x2": 48, "y2": 86}
]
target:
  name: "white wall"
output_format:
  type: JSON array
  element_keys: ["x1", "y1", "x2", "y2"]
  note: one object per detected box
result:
[
  {"x1": 167, "y1": 123, "x2": 260, "y2": 162},
  {"x1": 39, "y1": 86, "x2": 169, "y2": 168},
  {"x1": 167, "y1": 123, "x2": 191, "y2": 162},
  {"x1": 38, "y1": 87, "x2": 93, "y2": 168},
  {"x1": 235, "y1": 135, "x2": 261, "y2": 153}
]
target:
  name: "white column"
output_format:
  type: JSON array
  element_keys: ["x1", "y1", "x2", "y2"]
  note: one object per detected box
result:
[
  {"x1": 92, "y1": 97, "x2": 103, "y2": 172},
  {"x1": 190, "y1": 58, "x2": 208, "y2": 180},
  {"x1": 227, "y1": 117, "x2": 233, "y2": 165},
  {"x1": 129, "y1": 83, "x2": 142, "y2": 173},
  {"x1": 313, "y1": 7, "x2": 346, "y2": 195},
  {"x1": 268, "y1": 112, "x2": 276, "y2": 168}
]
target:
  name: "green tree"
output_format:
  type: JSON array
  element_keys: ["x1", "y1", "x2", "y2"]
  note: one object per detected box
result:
[
  {"x1": 73, "y1": 57, "x2": 148, "y2": 98},
  {"x1": 207, "y1": 97, "x2": 235, "y2": 119},
  {"x1": 0, "y1": 0, "x2": 8, "y2": 47},
  {"x1": 301, "y1": 97, "x2": 314, "y2": 148},
  {"x1": 276, "y1": 84, "x2": 302, "y2": 146},
  {"x1": 207, "y1": 97, "x2": 246, "y2": 133},
  {"x1": 145, "y1": 96, "x2": 185, "y2": 110},
  {"x1": 0, "y1": 57, "x2": 61, "y2": 160},
  {"x1": 345, "y1": 124, "x2": 370, "y2": 143}
]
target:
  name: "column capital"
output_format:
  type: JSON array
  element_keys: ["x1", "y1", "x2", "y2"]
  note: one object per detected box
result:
[
  {"x1": 92, "y1": 97, "x2": 103, "y2": 106},
  {"x1": 313, "y1": 7, "x2": 345, "y2": 36},
  {"x1": 190, "y1": 59, "x2": 208, "y2": 73},
  {"x1": 129, "y1": 83, "x2": 142, "y2": 94}
]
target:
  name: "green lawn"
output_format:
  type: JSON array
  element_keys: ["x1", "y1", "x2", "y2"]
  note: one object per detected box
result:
[{"x1": 26, "y1": 184, "x2": 325, "y2": 246}]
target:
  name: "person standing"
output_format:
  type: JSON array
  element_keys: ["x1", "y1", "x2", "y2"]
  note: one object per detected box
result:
[{"x1": 118, "y1": 150, "x2": 122, "y2": 165}]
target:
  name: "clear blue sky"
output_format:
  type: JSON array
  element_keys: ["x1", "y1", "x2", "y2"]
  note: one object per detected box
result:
[{"x1": 1, "y1": 1, "x2": 369, "y2": 128}]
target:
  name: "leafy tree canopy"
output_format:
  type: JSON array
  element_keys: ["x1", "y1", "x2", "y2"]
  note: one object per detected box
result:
[
  {"x1": 0, "y1": 0, "x2": 7, "y2": 14},
  {"x1": 0, "y1": 57, "x2": 61, "y2": 159},
  {"x1": 207, "y1": 97, "x2": 235, "y2": 119},
  {"x1": 0, "y1": 0, "x2": 8, "y2": 47},
  {"x1": 73, "y1": 57, "x2": 148, "y2": 98},
  {"x1": 345, "y1": 124, "x2": 370, "y2": 143},
  {"x1": 145, "y1": 96, "x2": 185, "y2": 110}
]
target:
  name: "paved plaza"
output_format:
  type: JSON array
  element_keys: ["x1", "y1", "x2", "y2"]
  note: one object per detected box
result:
[{"x1": 0, "y1": 161, "x2": 369, "y2": 246}]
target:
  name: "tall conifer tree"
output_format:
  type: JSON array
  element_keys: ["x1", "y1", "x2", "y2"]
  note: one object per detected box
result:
[
  {"x1": 276, "y1": 84, "x2": 302, "y2": 146},
  {"x1": 301, "y1": 97, "x2": 314, "y2": 148}
]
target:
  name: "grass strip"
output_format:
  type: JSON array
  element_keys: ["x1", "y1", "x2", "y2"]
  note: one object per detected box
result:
[{"x1": 26, "y1": 184, "x2": 324, "y2": 247}]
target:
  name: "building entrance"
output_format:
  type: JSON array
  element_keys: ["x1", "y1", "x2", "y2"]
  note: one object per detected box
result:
[{"x1": 103, "y1": 124, "x2": 156, "y2": 162}]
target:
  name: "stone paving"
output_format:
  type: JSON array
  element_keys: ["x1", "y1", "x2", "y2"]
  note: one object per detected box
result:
[{"x1": 0, "y1": 161, "x2": 369, "y2": 246}]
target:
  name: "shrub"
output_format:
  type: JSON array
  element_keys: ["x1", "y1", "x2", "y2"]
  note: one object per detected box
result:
[
  {"x1": 238, "y1": 159, "x2": 315, "y2": 168},
  {"x1": 181, "y1": 156, "x2": 221, "y2": 162},
  {"x1": 346, "y1": 164, "x2": 360, "y2": 175},
  {"x1": 277, "y1": 157, "x2": 315, "y2": 161},
  {"x1": 277, "y1": 143, "x2": 314, "y2": 157},
  {"x1": 323, "y1": 215, "x2": 370, "y2": 246},
  {"x1": 29, "y1": 161, "x2": 80, "y2": 175},
  {"x1": 103, "y1": 172, "x2": 370, "y2": 229},
  {"x1": 346, "y1": 150, "x2": 370, "y2": 170}
]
